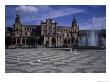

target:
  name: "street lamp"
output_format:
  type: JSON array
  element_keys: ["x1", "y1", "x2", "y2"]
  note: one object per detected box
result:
[{"x1": 36, "y1": 36, "x2": 39, "y2": 48}]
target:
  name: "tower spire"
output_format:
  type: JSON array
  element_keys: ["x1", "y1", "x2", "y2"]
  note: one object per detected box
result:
[
  {"x1": 71, "y1": 16, "x2": 79, "y2": 47},
  {"x1": 72, "y1": 16, "x2": 77, "y2": 24},
  {"x1": 15, "y1": 9, "x2": 21, "y2": 24},
  {"x1": 74, "y1": 16, "x2": 75, "y2": 19},
  {"x1": 16, "y1": 7, "x2": 21, "y2": 15}
]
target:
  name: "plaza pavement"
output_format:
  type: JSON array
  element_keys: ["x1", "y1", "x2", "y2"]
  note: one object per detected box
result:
[{"x1": 5, "y1": 48, "x2": 106, "y2": 73}]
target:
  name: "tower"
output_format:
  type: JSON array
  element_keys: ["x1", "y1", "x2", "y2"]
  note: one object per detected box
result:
[
  {"x1": 71, "y1": 16, "x2": 79, "y2": 46},
  {"x1": 15, "y1": 14, "x2": 21, "y2": 24},
  {"x1": 13, "y1": 10, "x2": 22, "y2": 38}
]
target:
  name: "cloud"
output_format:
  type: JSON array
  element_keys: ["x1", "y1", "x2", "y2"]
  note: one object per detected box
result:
[
  {"x1": 38, "y1": 7, "x2": 85, "y2": 20},
  {"x1": 16, "y1": 5, "x2": 39, "y2": 13},
  {"x1": 15, "y1": 5, "x2": 85, "y2": 21},
  {"x1": 5, "y1": 5, "x2": 106, "y2": 28}
]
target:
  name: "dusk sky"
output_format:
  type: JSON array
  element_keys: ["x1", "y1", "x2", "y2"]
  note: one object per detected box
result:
[{"x1": 5, "y1": 5, "x2": 106, "y2": 30}]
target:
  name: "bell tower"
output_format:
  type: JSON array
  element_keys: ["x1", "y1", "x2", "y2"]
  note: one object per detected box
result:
[
  {"x1": 15, "y1": 14, "x2": 20, "y2": 24},
  {"x1": 13, "y1": 10, "x2": 22, "y2": 37},
  {"x1": 15, "y1": 9, "x2": 21, "y2": 24},
  {"x1": 71, "y1": 16, "x2": 79, "y2": 46},
  {"x1": 71, "y1": 16, "x2": 79, "y2": 37}
]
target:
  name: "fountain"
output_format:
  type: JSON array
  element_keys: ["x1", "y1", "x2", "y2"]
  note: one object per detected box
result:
[
  {"x1": 102, "y1": 36, "x2": 106, "y2": 48},
  {"x1": 87, "y1": 17, "x2": 99, "y2": 47},
  {"x1": 88, "y1": 30, "x2": 98, "y2": 46},
  {"x1": 80, "y1": 35, "x2": 86, "y2": 46},
  {"x1": 76, "y1": 17, "x2": 105, "y2": 48}
]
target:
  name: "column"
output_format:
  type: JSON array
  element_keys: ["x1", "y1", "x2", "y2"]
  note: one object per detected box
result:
[
  {"x1": 60, "y1": 36, "x2": 61, "y2": 46},
  {"x1": 67, "y1": 39, "x2": 69, "y2": 47},
  {"x1": 43, "y1": 36, "x2": 46, "y2": 45},
  {"x1": 16, "y1": 38, "x2": 17, "y2": 45},
  {"x1": 70, "y1": 38, "x2": 71, "y2": 48},
  {"x1": 58, "y1": 37, "x2": 59, "y2": 46},
  {"x1": 24, "y1": 38, "x2": 26, "y2": 44},
  {"x1": 20, "y1": 38, "x2": 22, "y2": 45},
  {"x1": 49, "y1": 37, "x2": 50, "y2": 47},
  {"x1": 57, "y1": 36, "x2": 58, "y2": 47}
]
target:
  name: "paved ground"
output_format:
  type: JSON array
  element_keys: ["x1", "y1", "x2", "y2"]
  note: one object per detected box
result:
[{"x1": 5, "y1": 48, "x2": 106, "y2": 73}]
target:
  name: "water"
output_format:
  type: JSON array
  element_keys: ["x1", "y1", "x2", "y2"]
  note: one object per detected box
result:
[
  {"x1": 88, "y1": 30, "x2": 98, "y2": 46},
  {"x1": 79, "y1": 30, "x2": 98, "y2": 46},
  {"x1": 80, "y1": 35, "x2": 86, "y2": 46}
]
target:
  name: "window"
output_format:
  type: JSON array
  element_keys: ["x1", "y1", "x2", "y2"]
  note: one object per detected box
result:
[
  {"x1": 25, "y1": 32, "x2": 27, "y2": 36},
  {"x1": 22, "y1": 39, "x2": 25, "y2": 44},
  {"x1": 67, "y1": 34, "x2": 69, "y2": 37},
  {"x1": 27, "y1": 28, "x2": 29, "y2": 31},
  {"x1": 30, "y1": 28, "x2": 31, "y2": 31},
  {"x1": 53, "y1": 28, "x2": 55, "y2": 31},
  {"x1": 66, "y1": 29, "x2": 67, "y2": 32},
  {"x1": 17, "y1": 32, "x2": 18, "y2": 34},
  {"x1": 64, "y1": 29, "x2": 66, "y2": 32}
]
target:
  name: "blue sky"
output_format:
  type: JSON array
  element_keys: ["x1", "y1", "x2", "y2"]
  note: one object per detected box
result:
[{"x1": 5, "y1": 5, "x2": 106, "y2": 30}]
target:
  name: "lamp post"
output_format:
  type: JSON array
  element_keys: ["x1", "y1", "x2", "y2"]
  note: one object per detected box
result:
[
  {"x1": 36, "y1": 36, "x2": 39, "y2": 48},
  {"x1": 70, "y1": 38, "x2": 72, "y2": 53}
]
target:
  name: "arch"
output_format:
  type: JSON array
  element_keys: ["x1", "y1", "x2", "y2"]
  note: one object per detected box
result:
[
  {"x1": 51, "y1": 37, "x2": 56, "y2": 47},
  {"x1": 68, "y1": 39, "x2": 70, "y2": 44},
  {"x1": 38, "y1": 36, "x2": 44, "y2": 45},
  {"x1": 22, "y1": 39, "x2": 25, "y2": 44},
  {"x1": 26, "y1": 39, "x2": 28, "y2": 44},
  {"x1": 64, "y1": 39, "x2": 67, "y2": 44},
  {"x1": 38, "y1": 39, "x2": 42, "y2": 45},
  {"x1": 63, "y1": 39, "x2": 68, "y2": 47},
  {"x1": 71, "y1": 38, "x2": 74, "y2": 44},
  {"x1": 35, "y1": 39, "x2": 38, "y2": 45},
  {"x1": 17, "y1": 38, "x2": 20, "y2": 44}
]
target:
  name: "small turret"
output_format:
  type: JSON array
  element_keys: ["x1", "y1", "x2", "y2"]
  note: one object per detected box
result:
[
  {"x1": 71, "y1": 16, "x2": 79, "y2": 34},
  {"x1": 72, "y1": 16, "x2": 77, "y2": 26},
  {"x1": 15, "y1": 10, "x2": 21, "y2": 24},
  {"x1": 71, "y1": 16, "x2": 79, "y2": 46},
  {"x1": 15, "y1": 14, "x2": 20, "y2": 24}
]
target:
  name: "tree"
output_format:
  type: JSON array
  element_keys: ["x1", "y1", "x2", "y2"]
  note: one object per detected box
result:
[
  {"x1": 100, "y1": 29, "x2": 106, "y2": 38},
  {"x1": 5, "y1": 37, "x2": 12, "y2": 48}
]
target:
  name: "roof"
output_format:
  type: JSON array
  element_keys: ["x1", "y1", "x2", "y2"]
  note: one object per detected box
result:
[
  {"x1": 23, "y1": 25, "x2": 41, "y2": 27},
  {"x1": 5, "y1": 27, "x2": 13, "y2": 32},
  {"x1": 57, "y1": 26, "x2": 70, "y2": 29}
]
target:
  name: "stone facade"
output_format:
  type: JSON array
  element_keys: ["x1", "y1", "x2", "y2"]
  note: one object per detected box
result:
[
  {"x1": 5, "y1": 14, "x2": 106, "y2": 48},
  {"x1": 6, "y1": 14, "x2": 79, "y2": 48},
  {"x1": 40, "y1": 16, "x2": 79, "y2": 47}
]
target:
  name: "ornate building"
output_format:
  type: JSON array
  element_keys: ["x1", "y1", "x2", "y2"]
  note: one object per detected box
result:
[
  {"x1": 5, "y1": 14, "x2": 106, "y2": 48},
  {"x1": 6, "y1": 14, "x2": 79, "y2": 48},
  {"x1": 40, "y1": 16, "x2": 79, "y2": 47}
]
